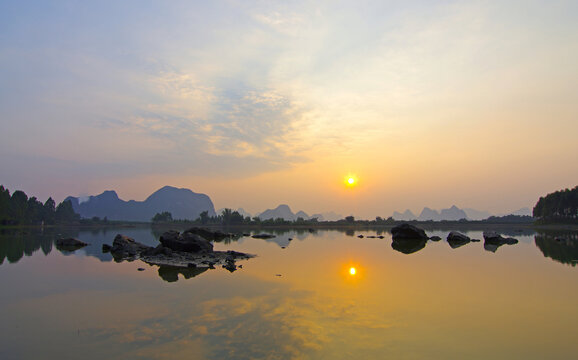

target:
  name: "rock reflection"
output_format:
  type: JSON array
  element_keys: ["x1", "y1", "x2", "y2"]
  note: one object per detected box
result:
[
  {"x1": 391, "y1": 238, "x2": 427, "y2": 254},
  {"x1": 157, "y1": 265, "x2": 209, "y2": 282}
]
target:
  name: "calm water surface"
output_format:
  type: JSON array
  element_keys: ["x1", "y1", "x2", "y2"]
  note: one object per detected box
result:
[{"x1": 0, "y1": 227, "x2": 577, "y2": 359}]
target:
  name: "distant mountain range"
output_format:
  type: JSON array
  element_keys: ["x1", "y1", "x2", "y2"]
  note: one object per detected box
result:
[
  {"x1": 392, "y1": 206, "x2": 531, "y2": 221},
  {"x1": 66, "y1": 186, "x2": 216, "y2": 222},
  {"x1": 255, "y1": 205, "x2": 342, "y2": 222}
]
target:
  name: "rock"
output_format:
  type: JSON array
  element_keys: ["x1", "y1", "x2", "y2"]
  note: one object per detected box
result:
[
  {"x1": 55, "y1": 238, "x2": 88, "y2": 251},
  {"x1": 447, "y1": 231, "x2": 471, "y2": 249},
  {"x1": 391, "y1": 224, "x2": 429, "y2": 241},
  {"x1": 252, "y1": 233, "x2": 276, "y2": 239},
  {"x1": 110, "y1": 234, "x2": 151, "y2": 260},
  {"x1": 159, "y1": 231, "x2": 213, "y2": 253},
  {"x1": 471, "y1": 239, "x2": 481, "y2": 242},
  {"x1": 184, "y1": 227, "x2": 229, "y2": 241},
  {"x1": 102, "y1": 244, "x2": 112, "y2": 253},
  {"x1": 429, "y1": 236, "x2": 442, "y2": 241},
  {"x1": 137, "y1": 268, "x2": 145, "y2": 271},
  {"x1": 483, "y1": 231, "x2": 518, "y2": 253},
  {"x1": 358, "y1": 235, "x2": 364, "y2": 238}
]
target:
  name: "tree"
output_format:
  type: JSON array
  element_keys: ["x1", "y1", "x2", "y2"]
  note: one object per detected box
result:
[
  {"x1": 43, "y1": 197, "x2": 56, "y2": 225},
  {"x1": 152, "y1": 211, "x2": 173, "y2": 223},
  {"x1": 55, "y1": 200, "x2": 80, "y2": 223},
  {"x1": 198, "y1": 210, "x2": 209, "y2": 224},
  {"x1": 533, "y1": 186, "x2": 578, "y2": 223},
  {"x1": 345, "y1": 215, "x2": 355, "y2": 223},
  {"x1": 10, "y1": 190, "x2": 29, "y2": 223}
]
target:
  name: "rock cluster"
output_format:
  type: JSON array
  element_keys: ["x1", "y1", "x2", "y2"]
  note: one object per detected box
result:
[{"x1": 102, "y1": 229, "x2": 254, "y2": 275}]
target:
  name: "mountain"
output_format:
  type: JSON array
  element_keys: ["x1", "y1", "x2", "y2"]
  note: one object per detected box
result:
[
  {"x1": 393, "y1": 210, "x2": 417, "y2": 221},
  {"x1": 463, "y1": 208, "x2": 492, "y2": 221},
  {"x1": 440, "y1": 205, "x2": 468, "y2": 221},
  {"x1": 257, "y1": 205, "x2": 323, "y2": 221},
  {"x1": 258, "y1": 204, "x2": 298, "y2": 221},
  {"x1": 393, "y1": 206, "x2": 468, "y2": 221},
  {"x1": 418, "y1": 207, "x2": 441, "y2": 221},
  {"x1": 66, "y1": 186, "x2": 216, "y2": 222},
  {"x1": 310, "y1": 211, "x2": 343, "y2": 221}
]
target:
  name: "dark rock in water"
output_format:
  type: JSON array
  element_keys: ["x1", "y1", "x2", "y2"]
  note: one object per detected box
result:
[
  {"x1": 391, "y1": 224, "x2": 429, "y2": 241},
  {"x1": 102, "y1": 244, "x2": 112, "y2": 253},
  {"x1": 137, "y1": 268, "x2": 145, "y2": 271},
  {"x1": 252, "y1": 233, "x2": 276, "y2": 239},
  {"x1": 55, "y1": 238, "x2": 88, "y2": 251},
  {"x1": 391, "y1": 238, "x2": 427, "y2": 254},
  {"x1": 429, "y1": 236, "x2": 442, "y2": 241},
  {"x1": 447, "y1": 231, "x2": 471, "y2": 249},
  {"x1": 483, "y1": 231, "x2": 518, "y2": 253},
  {"x1": 184, "y1": 227, "x2": 229, "y2": 241},
  {"x1": 471, "y1": 239, "x2": 481, "y2": 242},
  {"x1": 159, "y1": 230, "x2": 213, "y2": 253},
  {"x1": 110, "y1": 234, "x2": 151, "y2": 261},
  {"x1": 104, "y1": 232, "x2": 254, "y2": 281},
  {"x1": 358, "y1": 235, "x2": 364, "y2": 238}
]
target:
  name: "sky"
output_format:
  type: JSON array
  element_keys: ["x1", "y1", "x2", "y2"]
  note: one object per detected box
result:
[{"x1": 1, "y1": 0, "x2": 577, "y2": 219}]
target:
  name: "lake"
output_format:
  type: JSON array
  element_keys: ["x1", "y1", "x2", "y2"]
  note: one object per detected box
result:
[{"x1": 1, "y1": 226, "x2": 577, "y2": 359}]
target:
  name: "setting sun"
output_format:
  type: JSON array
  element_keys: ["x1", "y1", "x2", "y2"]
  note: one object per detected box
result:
[
  {"x1": 349, "y1": 267, "x2": 357, "y2": 275},
  {"x1": 344, "y1": 174, "x2": 358, "y2": 187}
]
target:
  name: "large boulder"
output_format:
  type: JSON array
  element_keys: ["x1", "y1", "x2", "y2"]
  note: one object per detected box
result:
[
  {"x1": 447, "y1": 231, "x2": 471, "y2": 249},
  {"x1": 184, "y1": 227, "x2": 229, "y2": 241},
  {"x1": 391, "y1": 224, "x2": 429, "y2": 241},
  {"x1": 110, "y1": 234, "x2": 151, "y2": 260},
  {"x1": 159, "y1": 230, "x2": 213, "y2": 253}
]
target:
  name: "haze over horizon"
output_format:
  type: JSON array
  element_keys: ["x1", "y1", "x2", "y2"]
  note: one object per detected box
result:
[{"x1": 1, "y1": 1, "x2": 577, "y2": 219}]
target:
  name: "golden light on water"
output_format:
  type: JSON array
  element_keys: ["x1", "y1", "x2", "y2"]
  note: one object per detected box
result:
[{"x1": 349, "y1": 267, "x2": 357, "y2": 275}]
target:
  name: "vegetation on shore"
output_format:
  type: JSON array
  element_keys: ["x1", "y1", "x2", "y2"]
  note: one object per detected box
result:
[
  {"x1": 533, "y1": 186, "x2": 578, "y2": 224},
  {"x1": 0, "y1": 185, "x2": 80, "y2": 226}
]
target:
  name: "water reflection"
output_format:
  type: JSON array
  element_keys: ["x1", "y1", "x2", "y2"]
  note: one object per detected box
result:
[
  {"x1": 535, "y1": 231, "x2": 578, "y2": 267},
  {"x1": 157, "y1": 265, "x2": 209, "y2": 282},
  {"x1": 391, "y1": 238, "x2": 427, "y2": 254}
]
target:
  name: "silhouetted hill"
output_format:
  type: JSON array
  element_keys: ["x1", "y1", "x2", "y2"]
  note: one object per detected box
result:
[
  {"x1": 257, "y1": 205, "x2": 325, "y2": 221},
  {"x1": 394, "y1": 206, "x2": 468, "y2": 221},
  {"x1": 66, "y1": 186, "x2": 216, "y2": 222},
  {"x1": 258, "y1": 204, "x2": 298, "y2": 221}
]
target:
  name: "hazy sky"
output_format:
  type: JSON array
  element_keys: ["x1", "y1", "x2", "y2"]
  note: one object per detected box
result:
[{"x1": 1, "y1": 0, "x2": 577, "y2": 218}]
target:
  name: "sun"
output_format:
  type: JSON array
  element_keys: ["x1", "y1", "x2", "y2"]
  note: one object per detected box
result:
[
  {"x1": 349, "y1": 267, "x2": 357, "y2": 275},
  {"x1": 344, "y1": 174, "x2": 358, "y2": 187}
]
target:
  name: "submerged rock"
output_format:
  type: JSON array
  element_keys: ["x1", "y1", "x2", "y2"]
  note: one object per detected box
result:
[
  {"x1": 391, "y1": 224, "x2": 429, "y2": 241},
  {"x1": 252, "y1": 233, "x2": 276, "y2": 239},
  {"x1": 55, "y1": 238, "x2": 88, "y2": 251},
  {"x1": 429, "y1": 236, "x2": 442, "y2": 241}
]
